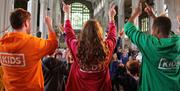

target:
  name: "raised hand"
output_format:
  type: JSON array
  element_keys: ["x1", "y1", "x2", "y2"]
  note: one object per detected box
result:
[
  {"x1": 144, "y1": 3, "x2": 156, "y2": 19},
  {"x1": 62, "y1": 2, "x2": 70, "y2": 14},
  {"x1": 128, "y1": 1, "x2": 142, "y2": 23},
  {"x1": 45, "y1": 16, "x2": 53, "y2": 32},
  {"x1": 108, "y1": 4, "x2": 116, "y2": 21},
  {"x1": 132, "y1": 2, "x2": 142, "y2": 18},
  {"x1": 45, "y1": 16, "x2": 52, "y2": 27}
]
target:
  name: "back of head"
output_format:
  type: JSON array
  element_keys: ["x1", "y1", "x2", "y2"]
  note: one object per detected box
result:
[
  {"x1": 43, "y1": 57, "x2": 59, "y2": 70},
  {"x1": 10, "y1": 8, "x2": 31, "y2": 30},
  {"x1": 77, "y1": 19, "x2": 109, "y2": 67},
  {"x1": 126, "y1": 60, "x2": 140, "y2": 76},
  {"x1": 152, "y1": 16, "x2": 171, "y2": 36}
]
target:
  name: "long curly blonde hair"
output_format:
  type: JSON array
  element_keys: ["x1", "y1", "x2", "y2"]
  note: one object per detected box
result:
[{"x1": 77, "y1": 19, "x2": 109, "y2": 67}]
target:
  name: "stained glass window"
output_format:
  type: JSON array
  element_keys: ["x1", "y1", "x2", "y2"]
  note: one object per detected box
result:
[{"x1": 70, "y1": 3, "x2": 90, "y2": 29}]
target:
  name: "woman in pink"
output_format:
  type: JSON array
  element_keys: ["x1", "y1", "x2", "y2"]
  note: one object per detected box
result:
[{"x1": 63, "y1": 3, "x2": 117, "y2": 91}]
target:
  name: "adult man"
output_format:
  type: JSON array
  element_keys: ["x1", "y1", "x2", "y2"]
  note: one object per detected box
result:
[
  {"x1": 0, "y1": 8, "x2": 58, "y2": 91},
  {"x1": 124, "y1": 3, "x2": 180, "y2": 91}
]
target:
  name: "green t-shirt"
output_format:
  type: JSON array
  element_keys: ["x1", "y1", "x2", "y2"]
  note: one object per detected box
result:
[{"x1": 124, "y1": 22, "x2": 180, "y2": 91}]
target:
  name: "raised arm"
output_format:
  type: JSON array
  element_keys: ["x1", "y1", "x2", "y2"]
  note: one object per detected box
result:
[
  {"x1": 38, "y1": 16, "x2": 58, "y2": 57},
  {"x1": 144, "y1": 3, "x2": 156, "y2": 20},
  {"x1": 63, "y1": 2, "x2": 78, "y2": 60},
  {"x1": 114, "y1": 31, "x2": 123, "y2": 53},
  {"x1": 124, "y1": 2, "x2": 150, "y2": 49},
  {"x1": 105, "y1": 5, "x2": 117, "y2": 65}
]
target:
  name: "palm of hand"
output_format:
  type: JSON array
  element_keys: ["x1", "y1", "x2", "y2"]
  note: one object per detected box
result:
[{"x1": 63, "y1": 5, "x2": 70, "y2": 13}]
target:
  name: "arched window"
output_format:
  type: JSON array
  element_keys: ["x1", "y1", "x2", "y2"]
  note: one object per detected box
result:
[{"x1": 70, "y1": 3, "x2": 90, "y2": 29}]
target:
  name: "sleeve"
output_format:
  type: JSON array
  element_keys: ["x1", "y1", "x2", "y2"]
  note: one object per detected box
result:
[
  {"x1": 64, "y1": 20, "x2": 78, "y2": 62},
  {"x1": 105, "y1": 21, "x2": 117, "y2": 65},
  {"x1": 124, "y1": 22, "x2": 149, "y2": 49},
  {"x1": 37, "y1": 32, "x2": 58, "y2": 57},
  {"x1": 114, "y1": 37, "x2": 122, "y2": 53}
]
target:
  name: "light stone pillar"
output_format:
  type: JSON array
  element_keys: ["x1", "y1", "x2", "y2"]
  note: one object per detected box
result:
[
  {"x1": 53, "y1": 0, "x2": 61, "y2": 28},
  {"x1": 0, "y1": 0, "x2": 5, "y2": 36},
  {"x1": 39, "y1": 0, "x2": 48, "y2": 39},
  {"x1": 118, "y1": 0, "x2": 125, "y2": 49},
  {"x1": 118, "y1": 0, "x2": 125, "y2": 30},
  {"x1": 39, "y1": 0, "x2": 58, "y2": 39},
  {"x1": 166, "y1": 0, "x2": 180, "y2": 35},
  {"x1": 104, "y1": 0, "x2": 108, "y2": 30},
  {"x1": 175, "y1": 0, "x2": 180, "y2": 35},
  {"x1": 27, "y1": 0, "x2": 38, "y2": 36},
  {"x1": 0, "y1": 0, "x2": 14, "y2": 36},
  {"x1": 51, "y1": 0, "x2": 61, "y2": 29}
]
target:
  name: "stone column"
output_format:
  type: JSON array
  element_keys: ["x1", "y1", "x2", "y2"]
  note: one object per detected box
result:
[
  {"x1": 39, "y1": 0, "x2": 58, "y2": 39},
  {"x1": 51, "y1": 0, "x2": 61, "y2": 29},
  {"x1": 118, "y1": 0, "x2": 125, "y2": 49},
  {"x1": 27, "y1": 0, "x2": 38, "y2": 36},
  {"x1": 166, "y1": 0, "x2": 180, "y2": 34},
  {"x1": 39, "y1": 0, "x2": 48, "y2": 39},
  {"x1": 0, "y1": 0, "x2": 5, "y2": 36},
  {"x1": 175, "y1": 0, "x2": 180, "y2": 35},
  {"x1": 53, "y1": 0, "x2": 61, "y2": 27},
  {"x1": 104, "y1": 0, "x2": 108, "y2": 29},
  {"x1": 118, "y1": 0, "x2": 125, "y2": 30},
  {"x1": 51, "y1": 0, "x2": 61, "y2": 47},
  {"x1": 0, "y1": 0, "x2": 14, "y2": 36}
]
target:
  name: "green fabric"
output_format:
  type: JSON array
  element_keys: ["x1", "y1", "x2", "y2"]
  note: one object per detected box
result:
[{"x1": 124, "y1": 22, "x2": 180, "y2": 91}]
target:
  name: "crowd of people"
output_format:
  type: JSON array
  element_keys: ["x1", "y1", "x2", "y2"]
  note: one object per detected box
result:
[{"x1": 0, "y1": 1, "x2": 179, "y2": 91}]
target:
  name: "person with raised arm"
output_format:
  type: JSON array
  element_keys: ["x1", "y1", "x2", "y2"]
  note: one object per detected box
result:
[
  {"x1": 0, "y1": 8, "x2": 58, "y2": 91},
  {"x1": 62, "y1": 2, "x2": 117, "y2": 91},
  {"x1": 124, "y1": 2, "x2": 180, "y2": 91}
]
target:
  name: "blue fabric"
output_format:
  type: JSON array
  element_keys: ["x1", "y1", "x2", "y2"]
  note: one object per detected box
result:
[
  {"x1": 122, "y1": 54, "x2": 129, "y2": 64},
  {"x1": 109, "y1": 61, "x2": 119, "y2": 79}
]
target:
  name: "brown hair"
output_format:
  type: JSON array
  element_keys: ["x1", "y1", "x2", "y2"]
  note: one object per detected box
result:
[
  {"x1": 77, "y1": 19, "x2": 109, "y2": 66},
  {"x1": 152, "y1": 16, "x2": 171, "y2": 36},
  {"x1": 126, "y1": 60, "x2": 140, "y2": 76},
  {"x1": 10, "y1": 8, "x2": 31, "y2": 29}
]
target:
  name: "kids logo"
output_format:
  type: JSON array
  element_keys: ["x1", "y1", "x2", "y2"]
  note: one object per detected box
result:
[
  {"x1": 158, "y1": 57, "x2": 180, "y2": 73},
  {"x1": 158, "y1": 58, "x2": 177, "y2": 70},
  {"x1": 0, "y1": 53, "x2": 26, "y2": 67}
]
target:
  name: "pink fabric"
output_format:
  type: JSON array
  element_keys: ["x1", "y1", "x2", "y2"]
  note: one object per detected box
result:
[{"x1": 65, "y1": 20, "x2": 116, "y2": 91}]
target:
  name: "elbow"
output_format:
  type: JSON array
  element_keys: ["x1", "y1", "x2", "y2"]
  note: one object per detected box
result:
[
  {"x1": 52, "y1": 39, "x2": 58, "y2": 51},
  {"x1": 49, "y1": 40, "x2": 58, "y2": 55}
]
